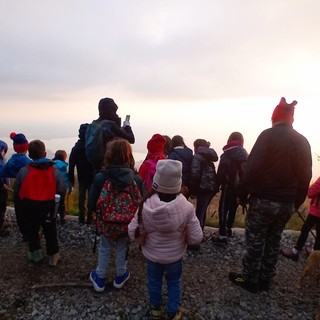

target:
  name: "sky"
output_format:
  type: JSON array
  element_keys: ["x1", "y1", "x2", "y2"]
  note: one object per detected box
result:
[{"x1": 0, "y1": 1, "x2": 319, "y2": 177}]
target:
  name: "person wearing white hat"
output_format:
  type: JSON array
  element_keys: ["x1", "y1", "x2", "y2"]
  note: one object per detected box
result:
[{"x1": 128, "y1": 159, "x2": 203, "y2": 320}]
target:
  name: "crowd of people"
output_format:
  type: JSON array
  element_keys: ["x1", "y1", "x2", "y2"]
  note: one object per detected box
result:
[{"x1": 0, "y1": 96, "x2": 316, "y2": 320}]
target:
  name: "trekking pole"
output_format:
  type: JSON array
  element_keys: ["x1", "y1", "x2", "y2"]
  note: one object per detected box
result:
[{"x1": 296, "y1": 209, "x2": 316, "y2": 240}]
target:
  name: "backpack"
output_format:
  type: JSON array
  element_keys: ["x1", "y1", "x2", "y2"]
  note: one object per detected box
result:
[
  {"x1": 96, "y1": 179, "x2": 141, "y2": 238},
  {"x1": 143, "y1": 159, "x2": 157, "y2": 192},
  {"x1": 19, "y1": 165, "x2": 57, "y2": 201},
  {"x1": 85, "y1": 120, "x2": 113, "y2": 169}
]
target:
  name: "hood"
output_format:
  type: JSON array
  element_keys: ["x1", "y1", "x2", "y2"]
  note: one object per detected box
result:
[
  {"x1": 196, "y1": 146, "x2": 218, "y2": 162},
  {"x1": 105, "y1": 166, "x2": 135, "y2": 188},
  {"x1": 53, "y1": 159, "x2": 68, "y2": 170},
  {"x1": 220, "y1": 145, "x2": 248, "y2": 164},
  {"x1": 30, "y1": 158, "x2": 55, "y2": 170}
]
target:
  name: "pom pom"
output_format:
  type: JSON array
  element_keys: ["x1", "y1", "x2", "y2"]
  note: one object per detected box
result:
[{"x1": 10, "y1": 132, "x2": 16, "y2": 139}]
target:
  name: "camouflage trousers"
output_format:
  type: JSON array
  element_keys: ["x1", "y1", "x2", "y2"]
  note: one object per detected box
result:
[{"x1": 243, "y1": 197, "x2": 294, "y2": 283}]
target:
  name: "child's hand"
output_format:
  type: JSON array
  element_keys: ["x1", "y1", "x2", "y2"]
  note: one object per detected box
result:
[{"x1": 3, "y1": 185, "x2": 13, "y2": 192}]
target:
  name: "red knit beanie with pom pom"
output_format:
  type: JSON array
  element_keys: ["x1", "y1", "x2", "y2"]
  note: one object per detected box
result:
[
  {"x1": 10, "y1": 132, "x2": 29, "y2": 154},
  {"x1": 271, "y1": 97, "x2": 297, "y2": 124}
]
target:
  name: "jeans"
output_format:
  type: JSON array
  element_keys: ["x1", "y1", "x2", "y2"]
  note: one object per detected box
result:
[
  {"x1": 96, "y1": 235, "x2": 129, "y2": 278},
  {"x1": 196, "y1": 191, "x2": 215, "y2": 229},
  {"x1": 296, "y1": 214, "x2": 320, "y2": 251},
  {"x1": 147, "y1": 259, "x2": 182, "y2": 314}
]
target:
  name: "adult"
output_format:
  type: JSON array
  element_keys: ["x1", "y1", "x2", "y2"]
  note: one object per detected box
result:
[
  {"x1": 189, "y1": 139, "x2": 219, "y2": 230},
  {"x1": 212, "y1": 132, "x2": 248, "y2": 244},
  {"x1": 229, "y1": 98, "x2": 312, "y2": 293},
  {"x1": 68, "y1": 123, "x2": 95, "y2": 225},
  {"x1": 86, "y1": 97, "x2": 135, "y2": 172},
  {"x1": 168, "y1": 135, "x2": 193, "y2": 197}
]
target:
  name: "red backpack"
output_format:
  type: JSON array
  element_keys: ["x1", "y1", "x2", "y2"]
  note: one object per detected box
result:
[{"x1": 19, "y1": 165, "x2": 56, "y2": 201}]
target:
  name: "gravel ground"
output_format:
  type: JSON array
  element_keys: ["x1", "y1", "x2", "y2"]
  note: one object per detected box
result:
[{"x1": 0, "y1": 207, "x2": 319, "y2": 320}]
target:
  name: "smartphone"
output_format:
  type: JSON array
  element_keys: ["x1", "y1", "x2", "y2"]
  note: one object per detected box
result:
[{"x1": 125, "y1": 115, "x2": 130, "y2": 122}]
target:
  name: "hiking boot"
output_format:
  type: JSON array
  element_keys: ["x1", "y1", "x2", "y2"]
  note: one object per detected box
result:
[
  {"x1": 229, "y1": 272, "x2": 260, "y2": 293},
  {"x1": 280, "y1": 247, "x2": 299, "y2": 261},
  {"x1": 48, "y1": 252, "x2": 60, "y2": 266},
  {"x1": 113, "y1": 269, "x2": 130, "y2": 289},
  {"x1": 212, "y1": 236, "x2": 228, "y2": 245},
  {"x1": 28, "y1": 249, "x2": 44, "y2": 263},
  {"x1": 0, "y1": 229, "x2": 9, "y2": 237},
  {"x1": 226, "y1": 229, "x2": 233, "y2": 237},
  {"x1": 149, "y1": 306, "x2": 163, "y2": 319},
  {"x1": 89, "y1": 270, "x2": 105, "y2": 292},
  {"x1": 167, "y1": 310, "x2": 184, "y2": 320}
]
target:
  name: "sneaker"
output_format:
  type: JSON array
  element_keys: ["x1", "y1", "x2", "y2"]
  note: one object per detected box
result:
[
  {"x1": 149, "y1": 306, "x2": 163, "y2": 320},
  {"x1": 28, "y1": 249, "x2": 44, "y2": 263},
  {"x1": 229, "y1": 272, "x2": 260, "y2": 293},
  {"x1": 167, "y1": 311, "x2": 184, "y2": 320},
  {"x1": 89, "y1": 270, "x2": 105, "y2": 292},
  {"x1": 226, "y1": 229, "x2": 233, "y2": 237},
  {"x1": 212, "y1": 236, "x2": 228, "y2": 245},
  {"x1": 48, "y1": 252, "x2": 60, "y2": 266},
  {"x1": 280, "y1": 247, "x2": 299, "y2": 261},
  {"x1": 113, "y1": 269, "x2": 130, "y2": 289}
]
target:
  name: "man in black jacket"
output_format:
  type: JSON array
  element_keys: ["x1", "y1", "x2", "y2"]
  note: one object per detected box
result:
[
  {"x1": 69, "y1": 124, "x2": 94, "y2": 225},
  {"x1": 229, "y1": 98, "x2": 312, "y2": 293}
]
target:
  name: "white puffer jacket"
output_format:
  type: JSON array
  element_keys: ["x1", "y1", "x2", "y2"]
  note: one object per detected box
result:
[{"x1": 128, "y1": 193, "x2": 203, "y2": 264}]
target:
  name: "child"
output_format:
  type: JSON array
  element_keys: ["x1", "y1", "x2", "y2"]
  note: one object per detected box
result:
[
  {"x1": 213, "y1": 132, "x2": 248, "y2": 244},
  {"x1": 0, "y1": 140, "x2": 10, "y2": 237},
  {"x1": 13, "y1": 140, "x2": 66, "y2": 265},
  {"x1": 189, "y1": 139, "x2": 219, "y2": 230},
  {"x1": 138, "y1": 134, "x2": 166, "y2": 193},
  {"x1": 281, "y1": 176, "x2": 320, "y2": 260},
  {"x1": 53, "y1": 150, "x2": 71, "y2": 224},
  {"x1": 128, "y1": 159, "x2": 203, "y2": 320},
  {"x1": 89, "y1": 138, "x2": 144, "y2": 292},
  {"x1": 0, "y1": 132, "x2": 32, "y2": 240}
]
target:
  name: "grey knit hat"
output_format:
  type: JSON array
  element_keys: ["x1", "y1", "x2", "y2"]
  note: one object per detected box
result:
[{"x1": 152, "y1": 159, "x2": 182, "y2": 194}]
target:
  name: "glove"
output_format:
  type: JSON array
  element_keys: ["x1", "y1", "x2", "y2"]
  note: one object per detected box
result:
[{"x1": 123, "y1": 120, "x2": 130, "y2": 127}]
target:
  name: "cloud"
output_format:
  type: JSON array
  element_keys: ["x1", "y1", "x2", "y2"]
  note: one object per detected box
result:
[{"x1": 1, "y1": 0, "x2": 320, "y2": 105}]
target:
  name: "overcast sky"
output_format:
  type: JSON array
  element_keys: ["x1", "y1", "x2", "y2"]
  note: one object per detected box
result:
[{"x1": 1, "y1": 1, "x2": 319, "y2": 175}]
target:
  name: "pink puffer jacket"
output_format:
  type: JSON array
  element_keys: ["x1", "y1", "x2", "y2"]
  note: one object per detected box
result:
[{"x1": 128, "y1": 193, "x2": 203, "y2": 264}]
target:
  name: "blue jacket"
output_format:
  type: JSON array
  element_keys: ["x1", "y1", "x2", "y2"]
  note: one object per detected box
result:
[
  {"x1": 0, "y1": 154, "x2": 32, "y2": 178},
  {"x1": 53, "y1": 160, "x2": 71, "y2": 191}
]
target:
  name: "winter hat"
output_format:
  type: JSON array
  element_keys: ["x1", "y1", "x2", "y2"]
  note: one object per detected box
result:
[
  {"x1": 152, "y1": 159, "x2": 182, "y2": 194},
  {"x1": 78, "y1": 123, "x2": 89, "y2": 140},
  {"x1": 0, "y1": 140, "x2": 8, "y2": 153},
  {"x1": 147, "y1": 134, "x2": 166, "y2": 154},
  {"x1": 10, "y1": 132, "x2": 28, "y2": 153},
  {"x1": 98, "y1": 98, "x2": 118, "y2": 117},
  {"x1": 271, "y1": 97, "x2": 297, "y2": 124}
]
